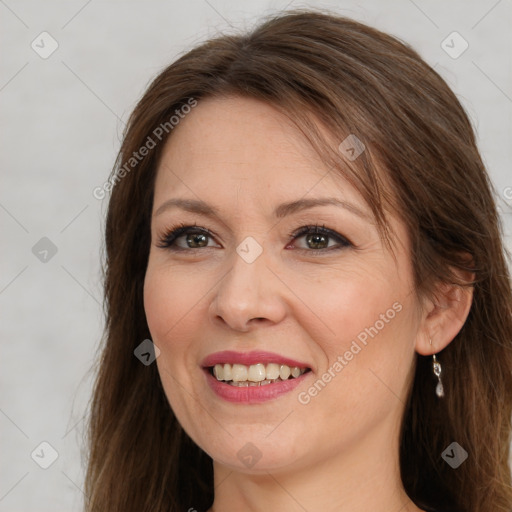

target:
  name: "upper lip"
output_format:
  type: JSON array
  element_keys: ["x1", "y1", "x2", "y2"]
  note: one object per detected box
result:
[{"x1": 201, "y1": 350, "x2": 311, "y2": 369}]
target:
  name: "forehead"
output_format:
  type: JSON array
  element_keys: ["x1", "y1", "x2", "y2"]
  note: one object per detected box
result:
[
  {"x1": 151, "y1": 95, "x2": 410, "y2": 261},
  {"x1": 153, "y1": 96, "x2": 366, "y2": 211}
]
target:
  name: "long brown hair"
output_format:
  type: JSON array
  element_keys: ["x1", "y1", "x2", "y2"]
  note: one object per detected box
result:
[{"x1": 84, "y1": 9, "x2": 512, "y2": 512}]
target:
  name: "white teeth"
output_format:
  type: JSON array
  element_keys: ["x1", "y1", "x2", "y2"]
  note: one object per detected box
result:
[
  {"x1": 248, "y1": 363, "x2": 266, "y2": 382},
  {"x1": 279, "y1": 365, "x2": 291, "y2": 380},
  {"x1": 223, "y1": 363, "x2": 232, "y2": 381},
  {"x1": 213, "y1": 364, "x2": 224, "y2": 380},
  {"x1": 231, "y1": 364, "x2": 248, "y2": 382},
  {"x1": 265, "y1": 363, "x2": 280, "y2": 380},
  {"x1": 291, "y1": 366, "x2": 301, "y2": 378},
  {"x1": 211, "y1": 363, "x2": 308, "y2": 383}
]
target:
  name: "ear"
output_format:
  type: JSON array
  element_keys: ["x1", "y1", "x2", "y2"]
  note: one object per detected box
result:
[{"x1": 415, "y1": 268, "x2": 474, "y2": 356}]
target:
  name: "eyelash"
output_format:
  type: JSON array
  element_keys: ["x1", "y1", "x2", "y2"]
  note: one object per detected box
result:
[{"x1": 156, "y1": 222, "x2": 353, "y2": 254}]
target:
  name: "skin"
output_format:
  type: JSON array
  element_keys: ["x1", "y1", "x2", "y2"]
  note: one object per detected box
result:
[{"x1": 143, "y1": 96, "x2": 473, "y2": 512}]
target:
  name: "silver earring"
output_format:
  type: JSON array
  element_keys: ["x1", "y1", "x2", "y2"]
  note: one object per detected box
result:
[{"x1": 430, "y1": 338, "x2": 444, "y2": 398}]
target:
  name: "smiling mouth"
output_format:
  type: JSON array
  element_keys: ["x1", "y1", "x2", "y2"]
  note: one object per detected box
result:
[{"x1": 208, "y1": 363, "x2": 311, "y2": 387}]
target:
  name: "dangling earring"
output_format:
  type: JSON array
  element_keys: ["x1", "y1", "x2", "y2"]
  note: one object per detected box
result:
[{"x1": 430, "y1": 338, "x2": 444, "y2": 398}]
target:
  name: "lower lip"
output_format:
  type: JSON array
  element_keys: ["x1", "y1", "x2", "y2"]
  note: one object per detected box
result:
[{"x1": 203, "y1": 368, "x2": 310, "y2": 404}]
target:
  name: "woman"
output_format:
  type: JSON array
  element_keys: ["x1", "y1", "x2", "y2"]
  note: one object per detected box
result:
[{"x1": 84, "y1": 9, "x2": 512, "y2": 512}]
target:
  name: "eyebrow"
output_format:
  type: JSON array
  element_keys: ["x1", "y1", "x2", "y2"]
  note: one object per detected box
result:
[{"x1": 154, "y1": 197, "x2": 372, "y2": 222}]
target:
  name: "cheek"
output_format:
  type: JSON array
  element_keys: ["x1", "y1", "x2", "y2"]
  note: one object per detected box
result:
[
  {"x1": 289, "y1": 264, "x2": 400, "y2": 356},
  {"x1": 143, "y1": 273, "x2": 172, "y2": 345},
  {"x1": 143, "y1": 264, "x2": 209, "y2": 440},
  {"x1": 290, "y1": 264, "x2": 416, "y2": 405},
  {"x1": 143, "y1": 262, "x2": 205, "y2": 345}
]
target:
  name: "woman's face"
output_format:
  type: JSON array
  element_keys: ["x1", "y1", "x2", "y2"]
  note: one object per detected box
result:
[{"x1": 144, "y1": 96, "x2": 423, "y2": 473}]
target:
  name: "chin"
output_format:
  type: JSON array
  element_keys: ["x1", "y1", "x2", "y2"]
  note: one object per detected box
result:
[{"x1": 196, "y1": 427, "x2": 308, "y2": 473}]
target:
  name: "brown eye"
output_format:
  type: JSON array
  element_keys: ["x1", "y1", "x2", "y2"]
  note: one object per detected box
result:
[
  {"x1": 304, "y1": 233, "x2": 329, "y2": 250},
  {"x1": 157, "y1": 224, "x2": 219, "y2": 250},
  {"x1": 289, "y1": 225, "x2": 352, "y2": 252},
  {"x1": 185, "y1": 232, "x2": 209, "y2": 248}
]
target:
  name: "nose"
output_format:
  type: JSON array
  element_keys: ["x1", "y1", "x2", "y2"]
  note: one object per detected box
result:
[{"x1": 209, "y1": 247, "x2": 287, "y2": 332}]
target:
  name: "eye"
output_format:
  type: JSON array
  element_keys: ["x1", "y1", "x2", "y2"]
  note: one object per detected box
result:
[
  {"x1": 287, "y1": 224, "x2": 352, "y2": 253},
  {"x1": 156, "y1": 222, "x2": 353, "y2": 253},
  {"x1": 156, "y1": 223, "x2": 219, "y2": 251}
]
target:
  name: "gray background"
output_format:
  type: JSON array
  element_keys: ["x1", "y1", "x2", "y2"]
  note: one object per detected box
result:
[{"x1": 1, "y1": 0, "x2": 511, "y2": 510}]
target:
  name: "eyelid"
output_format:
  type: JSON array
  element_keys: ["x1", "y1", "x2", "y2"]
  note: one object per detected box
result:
[
  {"x1": 156, "y1": 223, "x2": 220, "y2": 250},
  {"x1": 287, "y1": 224, "x2": 353, "y2": 252},
  {"x1": 156, "y1": 222, "x2": 353, "y2": 252}
]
